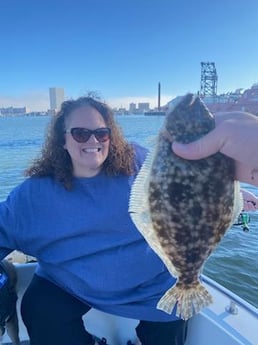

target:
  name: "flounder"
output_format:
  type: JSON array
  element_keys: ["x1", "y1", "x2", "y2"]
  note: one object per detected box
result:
[{"x1": 129, "y1": 93, "x2": 242, "y2": 320}]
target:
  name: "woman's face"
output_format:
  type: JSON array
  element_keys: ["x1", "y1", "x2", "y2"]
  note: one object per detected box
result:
[{"x1": 64, "y1": 105, "x2": 110, "y2": 177}]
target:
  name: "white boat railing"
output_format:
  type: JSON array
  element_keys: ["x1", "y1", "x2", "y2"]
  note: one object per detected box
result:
[{"x1": 201, "y1": 274, "x2": 258, "y2": 317}]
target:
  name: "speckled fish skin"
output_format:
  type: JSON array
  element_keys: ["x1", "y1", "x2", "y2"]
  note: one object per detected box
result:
[
  {"x1": 129, "y1": 93, "x2": 242, "y2": 319},
  {"x1": 146, "y1": 94, "x2": 241, "y2": 319}
]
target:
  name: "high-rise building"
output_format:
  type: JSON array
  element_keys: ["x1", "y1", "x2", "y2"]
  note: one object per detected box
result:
[
  {"x1": 49, "y1": 87, "x2": 65, "y2": 111},
  {"x1": 129, "y1": 102, "x2": 137, "y2": 113},
  {"x1": 138, "y1": 102, "x2": 150, "y2": 112}
]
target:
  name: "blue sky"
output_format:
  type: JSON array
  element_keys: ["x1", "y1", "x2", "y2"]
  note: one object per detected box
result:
[{"x1": 1, "y1": 0, "x2": 258, "y2": 111}]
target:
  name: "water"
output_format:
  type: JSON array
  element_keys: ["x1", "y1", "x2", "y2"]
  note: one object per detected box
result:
[{"x1": 0, "y1": 115, "x2": 258, "y2": 307}]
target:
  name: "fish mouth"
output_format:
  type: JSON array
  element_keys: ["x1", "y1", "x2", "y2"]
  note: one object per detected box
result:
[
  {"x1": 168, "y1": 94, "x2": 196, "y2": 113},
  {"x1": 183, "y1": 93, "x2": 197, "y2": 106},
  {"x1": 165, "y1": 93, "x2": 215, "y2": 143},
  {"x1": 178, "y1": 93, "x2": 201, "y2": 113}
]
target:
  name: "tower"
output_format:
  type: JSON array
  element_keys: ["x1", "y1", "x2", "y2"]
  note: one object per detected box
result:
[
  {"x1": 49, "y1": 87, "x2": 65, "y2": 111},
  {"x1": 200, "y1": 62, "x2": 218, "y2": 97},
  {"x1": 158, "y1": 82, "x2": 161, "y2": 110}
]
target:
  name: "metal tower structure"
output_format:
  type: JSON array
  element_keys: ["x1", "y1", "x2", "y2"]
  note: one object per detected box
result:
[
  {"x1": 200, "y1": 62, "x2": 218, "y2": 97},
  {"x1": 158, "y1": 82, "x2": 161, "y2": 110}
]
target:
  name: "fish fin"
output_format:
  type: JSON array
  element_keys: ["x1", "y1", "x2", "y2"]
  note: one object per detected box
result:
[
  {"x1": 145, "y1": 135, "x2": 159, "y2": 147},
  {"x1": 157, "y1": 282, "x2": 213, "y2": 320},
  {"x1": 129, "y1": 152, "x2": 178, "y2": 277}
]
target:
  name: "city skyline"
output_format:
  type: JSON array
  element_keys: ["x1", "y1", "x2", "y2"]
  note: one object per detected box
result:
[
  {"x1": 0, "y1": 84, "x2": 172, "y2": 113},
  {"x1": 0, "y1": 86, "x2": 161, "y2": 115},
  {"x1": 1, "y1": 0, "x2": 258, "y2": 111}
]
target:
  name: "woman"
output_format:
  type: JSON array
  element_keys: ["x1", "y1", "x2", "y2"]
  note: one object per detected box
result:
[{"x1": 0, "y1": 97, "x2": 187, "y2": 345}]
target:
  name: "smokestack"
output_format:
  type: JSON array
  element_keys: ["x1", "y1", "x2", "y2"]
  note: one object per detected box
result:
[{"x1": 158, "y1": 82, "x2": 161, "y2": 110}]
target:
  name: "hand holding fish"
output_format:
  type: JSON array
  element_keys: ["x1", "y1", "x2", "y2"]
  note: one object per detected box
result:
[
  {"x1": 130, "y1": 94, "x2": 242, "y2": 320},
  {"x1": 172, "y1": 111, "x2": 258, "y2": 186}
]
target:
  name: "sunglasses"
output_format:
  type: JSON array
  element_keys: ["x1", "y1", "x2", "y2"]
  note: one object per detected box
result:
[{"x1": 65, "y1": 127, "x2": 111, "y2": 143}]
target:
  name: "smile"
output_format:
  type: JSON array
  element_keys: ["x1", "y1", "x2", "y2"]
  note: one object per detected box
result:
[{"x1": 82, "y1": 148, "x2": 101, "y2": 153}]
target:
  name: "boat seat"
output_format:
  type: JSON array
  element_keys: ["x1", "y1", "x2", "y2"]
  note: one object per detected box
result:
[
  {"x1": 84, "y1": 310, "x2": 139, "y2": 344},
  {"x1": 1, "y1": 263, "x2": 140, "y2": 345}
]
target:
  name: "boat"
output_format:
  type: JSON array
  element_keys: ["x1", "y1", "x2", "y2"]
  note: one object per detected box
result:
[
  {"x1": 143, "y1": 110, "x2": 166, "y2": 116},
  {"x1": 1, "y1": 262, "x2": 257, "y2": 345}
]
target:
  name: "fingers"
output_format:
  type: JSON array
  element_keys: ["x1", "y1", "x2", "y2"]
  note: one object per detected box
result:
[
  {"x1": 236, "y1": 163, "x2": 258, "y2": 187},
  {"x1": 172, "y1": 129, "x2": 222, "y2": 160},
  {"x1": 241, "y1": 189, "x2": 258, "y2": 211},
  {"x1": 243, "y1": 200, "x2": 257, "y2": 211}
]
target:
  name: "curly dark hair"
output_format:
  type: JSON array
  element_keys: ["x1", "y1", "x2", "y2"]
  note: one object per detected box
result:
[{"x1": 25, "y1": 96, "x2": 135, "y2": 189}]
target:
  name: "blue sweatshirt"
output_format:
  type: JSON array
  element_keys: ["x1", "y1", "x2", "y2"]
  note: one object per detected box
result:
[{"x1": 0, "y1": 144, "x2": 179, "y2": 321}]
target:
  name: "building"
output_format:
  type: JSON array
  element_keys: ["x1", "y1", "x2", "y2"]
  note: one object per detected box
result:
[
  {"x1": 49, "y1": 87, "x2": 65, "y2": 112},
  {"x1": 0, "y1": 106, "x2": 28, "y2": 116},
  {"x1": 129, "y1": 102, "x2": 137, "y2": 113},
  {"x1": 202, "y1": 83, "x2": 258, "y2": 115},
  {"x1": 138, "y1": 102, "x2": 150, "y2": 112}
]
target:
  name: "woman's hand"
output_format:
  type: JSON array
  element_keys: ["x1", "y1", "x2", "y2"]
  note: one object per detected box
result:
[
  {"x1": 172, "y1": 111, "x2": 258, "y2": 186},
  {"x1": 241, "y1": 189, "x2": 258, "y2": 211}
]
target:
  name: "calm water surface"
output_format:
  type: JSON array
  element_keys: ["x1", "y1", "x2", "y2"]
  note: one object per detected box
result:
[{"x1": 0, "y1": 115, "x2": 257, "y2": 307}]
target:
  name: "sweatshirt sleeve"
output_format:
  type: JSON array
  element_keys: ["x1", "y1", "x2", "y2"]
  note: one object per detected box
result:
[
  {"x1": 0, "y1": 196, "x2": 17, "y2": 260},
  {"x1": 0, "y1": 179, "x2": 28, "y2": 260}
]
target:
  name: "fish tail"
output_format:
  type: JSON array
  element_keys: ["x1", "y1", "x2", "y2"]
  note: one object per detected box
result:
[{"x1": 157, "y1": 282, "x2": 213, "y2": 320}]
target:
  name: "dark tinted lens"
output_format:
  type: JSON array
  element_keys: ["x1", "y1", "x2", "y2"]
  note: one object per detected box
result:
[
  {"x1": 71, "y1": 128, "x2": 91, "y2": 143},
  {"x1": 70, "y1": 128, "x2": 111, "y2": 143},
  {"x1": 94, "y1": 128, "x2": 111, "y2": 142}
]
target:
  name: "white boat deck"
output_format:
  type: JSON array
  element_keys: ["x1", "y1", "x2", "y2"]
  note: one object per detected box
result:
[{"x1": 1, "y1": 263, "x2": 257, "y2": 345}]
